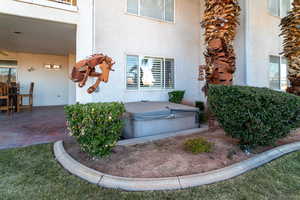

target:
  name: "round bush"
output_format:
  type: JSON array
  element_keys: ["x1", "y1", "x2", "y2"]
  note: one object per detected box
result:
[
  {"x1": 208, "y1": 85, "x2": 300, "y2": 149},
  {"x1": 184, "y1": 137, "x2": 214, "y2": 154},
  {"x1": 168, "y1": 90, "x2": 185, "y2": 104},
  {"x1": 195, "y1": 101, "x2": 207, "y2": 123},
  {"x1": 64, "y1": 102, "x2": 125, "y2": 157}
]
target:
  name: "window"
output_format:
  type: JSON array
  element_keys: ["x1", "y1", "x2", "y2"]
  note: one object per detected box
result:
[
  {"x1": 0, "y1": 60, "x2": 17, "y2": 83},
  {"x1": 127, "y1": 0, "x2": 175, "y2": 22},
  {"x1": 126, "y1": 55, "x2": 175, "y2": 90},
  {"x1": 268, "y1": 0, "x2": 293, "y2": 17},
  {"x1": 269, "y1": 56, "x2": 288, "y2": 91}
]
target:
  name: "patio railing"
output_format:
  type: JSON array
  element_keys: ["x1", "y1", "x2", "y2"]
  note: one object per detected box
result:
[{"x1": 47, "y1": 0, "x2": 76, "y2": 6}]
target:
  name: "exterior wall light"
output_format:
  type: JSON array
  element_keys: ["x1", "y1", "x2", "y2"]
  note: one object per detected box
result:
[
  {"x1": 44, "y1": 64, "x2": 62, "y2": 71},
  {"x1": 27, "y1": 67, "x2": 35, "y2": 72}
]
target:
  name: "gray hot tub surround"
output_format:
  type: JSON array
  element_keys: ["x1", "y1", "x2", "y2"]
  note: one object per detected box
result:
[{"x1": 123, "y1": 101, "x2": 200, "y2": 139}]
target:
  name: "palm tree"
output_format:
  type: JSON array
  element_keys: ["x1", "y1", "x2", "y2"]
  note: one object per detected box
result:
[
  {"x1": 280, "y1": 0, "x2": 300, "y2": 95},
  {"x1": 200, "y1": 0, "x2": 241, "y2": 129}
]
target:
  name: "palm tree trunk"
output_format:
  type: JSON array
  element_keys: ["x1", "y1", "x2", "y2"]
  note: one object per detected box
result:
[
  {"x1": 200, "y1": 0, "x2": 241, "y2": 92},
  {"x1": 280, "y1": 0, "x2": 300, "y2": 95},
  {"x1": 200, "y1": 0, "x2": 241, "y2": 129}
]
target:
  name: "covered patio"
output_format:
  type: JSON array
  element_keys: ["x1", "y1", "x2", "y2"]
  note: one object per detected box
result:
[
  {"x1": 0, "y1": 106, "x2": 68, "y2": 149},
  {"x1": 0, "y1": 13, "x2": 76, "y2": 114},
  {"x1": 0, "y1": 13, "x2": 77, "y2": 149}
]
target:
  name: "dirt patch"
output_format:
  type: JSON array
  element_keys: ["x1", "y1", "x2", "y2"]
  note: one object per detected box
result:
[{"x1": 64, "y1": 129, "x2": 300, "y2": 178}]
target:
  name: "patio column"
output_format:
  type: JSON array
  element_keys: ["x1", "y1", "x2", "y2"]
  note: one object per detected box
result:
[
  {"x1": 76, "y1": 0, "x2": 94, "y2": 103},
  {"x1": 68, "y1": 54, "x2": 76, "y2": 105},
  {"x1": 280, "y1": 0, "x2": 300, "y2": 96}
]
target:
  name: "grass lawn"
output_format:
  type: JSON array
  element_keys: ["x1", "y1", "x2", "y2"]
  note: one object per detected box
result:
[{"x1": 1, "y1": 144, "x2": 300, "y2": 200}]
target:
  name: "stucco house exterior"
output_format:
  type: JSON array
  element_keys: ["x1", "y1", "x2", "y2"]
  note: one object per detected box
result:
[{"x1": 0, "y1": 0, "x2": 293, "y2": 106}]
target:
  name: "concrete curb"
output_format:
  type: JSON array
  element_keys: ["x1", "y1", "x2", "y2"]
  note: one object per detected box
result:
[{"x1": 54, "y1": 141, "x2": 300, "y2": 191}]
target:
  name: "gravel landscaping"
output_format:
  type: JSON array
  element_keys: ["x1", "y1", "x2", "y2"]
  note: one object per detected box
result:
[{"x1": 64, "y1": 128, "x2": 300, "y2": 178}]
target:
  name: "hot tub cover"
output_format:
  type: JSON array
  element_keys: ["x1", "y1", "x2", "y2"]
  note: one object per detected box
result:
[{"x1": 124, "y1": 101, "x2": 199, "y2": 121}]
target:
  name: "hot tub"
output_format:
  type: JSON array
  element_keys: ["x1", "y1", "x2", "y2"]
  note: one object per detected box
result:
[{"x1": 123, "y1": 101, "x2": 200, "y2": 139}]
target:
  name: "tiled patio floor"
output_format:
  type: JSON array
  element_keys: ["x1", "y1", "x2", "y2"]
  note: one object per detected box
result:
[{"x1": 0, "y1": 106, "x2": 69, "y2": 150}]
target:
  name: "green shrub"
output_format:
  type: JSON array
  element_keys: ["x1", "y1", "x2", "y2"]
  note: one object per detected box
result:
[
  {"x1": 195, "y1": 101, "x2": 205, "y2": 111},
  {"x1": 168, "y1": 90, "x2": 185, "y2": 104},
  {"x1": 208, "y1": 85, "x2": 300, "y2": 149},
  {"x1": 184, "y1": 137, "x2": 214, "y2": 154},
  {"x1": 64, "y1": 102, "x2": 126, "y2": 157},
  {"x1": 195, "y1": 101, "x2": 207, "y2": 123}
]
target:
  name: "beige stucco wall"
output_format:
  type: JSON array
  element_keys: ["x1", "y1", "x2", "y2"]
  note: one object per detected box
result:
[
  {"x1": 234, "y1": 0, "x2": 247, "y2": 86},
  {"x1": 88, "y1": 0, "x2": 203, "y2": 103},
  {"x1": 75, "y1": 0, "x2": 276, "y2": 104},
  {"x1": 245, "y1": 0, "x2": 283, "y2": 87},
  {"x1": 0, "y1": 51, "x2": 75, "y2": 106}
]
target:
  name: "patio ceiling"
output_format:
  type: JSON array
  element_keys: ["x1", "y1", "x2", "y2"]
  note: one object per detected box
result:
[{"x1": 0, "y1": 13, "x2": 76, "y2": 56}]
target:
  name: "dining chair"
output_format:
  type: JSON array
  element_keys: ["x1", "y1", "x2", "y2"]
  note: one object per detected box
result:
[
  {"x1": 19, "y1": 82, "x2": 34, "y2": 111},
  {"x1": 0, "y1": 82, "x2": 11, "y2": 114},
  {"x1": 9, "y1": 82, "x2": 20, "y2": 112}
]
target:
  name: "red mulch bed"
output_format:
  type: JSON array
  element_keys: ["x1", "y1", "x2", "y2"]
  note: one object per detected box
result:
[{"x1": 64, "y1": 129, "x2": 300, "y2": 178}]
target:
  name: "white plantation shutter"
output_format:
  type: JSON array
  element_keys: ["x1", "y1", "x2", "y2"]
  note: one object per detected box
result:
[
  {"x1": 164, "y1": 59, "x2": 175, "y2": 89},
  {"x1": 140, "y1": 57, "x2": 163, "y2": 88},
  {"x1": 152, "y1": 58, "x2": 163, "y2": 88},
  {"x1": 126, "y1": 56, "x2": 174, "y2": 90},
  {"x1": 126, "y1": 55, "x2": 139, "y2": 90}
]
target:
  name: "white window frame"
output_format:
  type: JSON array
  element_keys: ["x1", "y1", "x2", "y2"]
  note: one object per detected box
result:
[
  {"x1": 125, "y1": 0, "x2": 176, "y2": 23},
  {"x1": 125, "y1": 54, "x2": 175, "y2": 91},
  {"x1": 268, "y1": 55, "x2": 288, "y2": 91}
]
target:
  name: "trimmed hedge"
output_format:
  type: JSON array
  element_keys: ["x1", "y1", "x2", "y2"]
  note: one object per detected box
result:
[
  {"x1": 208, "y1": 85, "x2": 300, "y2": 149},
  {"x1": 64, "y1": 102, "x2": 125, "y2": 157}
]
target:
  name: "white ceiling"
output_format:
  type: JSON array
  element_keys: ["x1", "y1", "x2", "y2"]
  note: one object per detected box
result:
[{"x1": 0, "y1": 14, "x2": 76, "y2": 56}]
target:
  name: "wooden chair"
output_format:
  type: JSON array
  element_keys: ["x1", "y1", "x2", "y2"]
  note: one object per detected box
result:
[
  {"x1": 19, "y1": 82, "x2": 34, "y2": 111},
  {"x1": 9, "y1": 82, "x2": 20, "y2": 112},
  {"x1": 0, "y1": 82, "x2": 11, "y2": 114}
]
